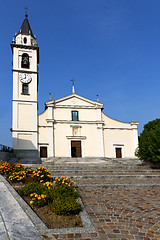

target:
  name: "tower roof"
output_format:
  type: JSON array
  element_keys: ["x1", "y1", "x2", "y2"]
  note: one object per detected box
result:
[{"x1": 18, "y1": 14, "x2": 34, "y2": 37}]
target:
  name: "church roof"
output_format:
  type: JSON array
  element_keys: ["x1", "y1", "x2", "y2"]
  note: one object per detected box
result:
[{"x1": 18, "y1": 14, "x2": 34, "y2": 37}]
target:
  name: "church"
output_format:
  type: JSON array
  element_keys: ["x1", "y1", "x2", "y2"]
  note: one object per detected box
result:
[{"x1": 11, "y1": 14, "x2": 138, "y2": 161}]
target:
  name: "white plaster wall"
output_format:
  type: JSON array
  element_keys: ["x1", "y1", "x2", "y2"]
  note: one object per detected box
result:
[
  {"x1": 39, "y1": 127, "x2": 49, "y2": 143},
  {"x1": 38, "y1": 96, "x2": 138, "y2": 158},
  {"x1": 12, "y1": 40, "x2": 38, "y2": 150},
  {"x1": 81, "y1": 124, "x2": 101, "y2": 157},
  {"x1": 16, "y1": 34, "x2": 37, "y2": 47},
  {"x1": 103, "y1": 128, "x2": 135, "y2": 158},
  {"x1": 13, "y1": 132, "x2": 37, "y2": 150},
  {"x1": 54, "y1": 107, "x2": 98, "y2": 121},
  {"x1": 102, "y1": 112, "x2": 132, "y2": 129},
  {"x1": 53, "y1": 122, "x2": 102, "y2": 157},
  {"x1": 54, "y1": 123, "x2": 71, "y2": 157},
  {"x1": 18, "y1": 104, "x2": 33, "y2": 129},
  {"x1": 38, "y1": 109, "x2": 48, "y2": 126},
  {"x1": 102, "y1": 112, "x2": 138, "y2": 158}
]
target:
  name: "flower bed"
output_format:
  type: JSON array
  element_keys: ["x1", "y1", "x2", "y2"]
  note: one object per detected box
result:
[{"x1": 0, "y1": 160, "x2": 82, "y2": 228}]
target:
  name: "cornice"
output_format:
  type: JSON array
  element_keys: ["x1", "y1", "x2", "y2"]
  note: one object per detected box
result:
[
  {"x1": 46, "y1": 119, "x2": 104, "y2": 125},
  {"x1": 11, "y1": 43, "x2": 39, "y2": 51},
  {"x1": 12, "y1": 100, "x2": 38, "y2": 103},
  {"x1": 46, "y1": 105, "x2": 102, "y2": 109},
  {"x1": 103, "y1": 127, "x2": 133, "y2": 130},
  {"x1": 12, "y1": 69, "x2": 38, "y2": 74},
  {"x1": 66, "y1": 136, "x2": 86, "y2": 140},
  {"x1": 12, "y1": 130, "x2": 38, "y2": 133}
]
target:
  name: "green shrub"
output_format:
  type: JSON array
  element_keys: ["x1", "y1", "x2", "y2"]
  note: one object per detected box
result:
[
  {"x1": 50, "y1": 183, "x2": 79, "y2": 199},
  {"x1": 136, "y1": 118, "x2": 160, "y2": 164},
  {"x1": 48, "y1": 184, "x2": 81, "y2": 215},
  {"x1": 44, "y1": 183, "x2": 79, "y2": 204},
  {"x1": 49, "y1": 196, "x2": 82, "y2": 215},
  {"x1": 18, "y1": 181, "x2": 47, "y2": 196}
]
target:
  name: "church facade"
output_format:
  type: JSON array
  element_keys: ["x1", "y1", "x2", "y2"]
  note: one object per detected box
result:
[{"x1": 11, "y1": 14, "x2": 138, "y2": 160}]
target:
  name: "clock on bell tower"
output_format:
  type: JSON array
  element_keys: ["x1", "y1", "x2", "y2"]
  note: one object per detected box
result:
[{"x1": 11, "y1": 13, "x2": 40, "y2": 161}]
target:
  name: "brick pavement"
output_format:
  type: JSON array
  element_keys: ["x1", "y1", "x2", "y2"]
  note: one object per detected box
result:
[
  {"x1": 26, "y1": 158, "x2": 160, "y2": 240},
  {"x1": 43, "y1": 187, "x2": 160, "y2": 240}
]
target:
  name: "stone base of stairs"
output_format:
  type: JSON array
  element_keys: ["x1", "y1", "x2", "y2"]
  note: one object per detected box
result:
[{"x1": 9, "y1": 150, "x2": 41, "y2": 164}]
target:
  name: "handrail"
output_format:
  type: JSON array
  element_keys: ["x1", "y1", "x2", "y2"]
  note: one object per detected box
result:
[{"x1": 0, "y1": 144, "x2": 13, "y2": 153}]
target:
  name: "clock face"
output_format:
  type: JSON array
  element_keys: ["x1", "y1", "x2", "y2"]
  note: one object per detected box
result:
[{"x1": 20, "y1": 73, "x2": 32, "y2": 84}]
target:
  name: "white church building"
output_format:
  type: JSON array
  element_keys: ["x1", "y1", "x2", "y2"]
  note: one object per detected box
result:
[{"x1": 11, "y1": 14, "x2": 138, "y2": 160}]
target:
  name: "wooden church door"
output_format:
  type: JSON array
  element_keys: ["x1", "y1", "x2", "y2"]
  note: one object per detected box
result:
[
  {"x1": 71, "y1": 141, "x2": 82, "y2": 158},
  {"x1": 116, "y1": 148, "x2": 122, "y2": 158}
]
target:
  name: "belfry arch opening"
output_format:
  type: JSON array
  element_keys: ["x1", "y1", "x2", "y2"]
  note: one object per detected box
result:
[{"x1": 21, "y1": 53, "x2": 29, "y2": 68}]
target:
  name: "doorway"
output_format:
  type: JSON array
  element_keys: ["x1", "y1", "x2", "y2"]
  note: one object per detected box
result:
[
  {"x1": 40, "y1": 147, "x2": 47, "y2": 158},
  {"x1": 71, "y1": 141, "x2": 82, "y2": 158},
  {"x1": 116, "y1": 148, "x2": 122, "y2": 158}
]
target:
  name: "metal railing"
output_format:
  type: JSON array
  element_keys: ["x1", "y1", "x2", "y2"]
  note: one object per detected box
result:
[{"x1": 0, "y1": 144, "x2": 13, "y2": 153}]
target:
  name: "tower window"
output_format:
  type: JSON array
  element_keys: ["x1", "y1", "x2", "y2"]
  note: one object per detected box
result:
[
  {"x1": 24, "y1": 37, "x2": 27, "y2": 44},
  {"x1": 22, "y1": 83, "x2": 29, "y2": 95},
  {"x1": 21, "y1": 53, "x2": 29, "y2": 68},
  {"x1": 72, "y1": 111, "x2": 79, "y2": 121}
]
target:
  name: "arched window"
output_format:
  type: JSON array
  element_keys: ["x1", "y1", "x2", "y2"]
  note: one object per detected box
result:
[{"x1": 21, "y1": 53, "x2": 29, "y2": 68}]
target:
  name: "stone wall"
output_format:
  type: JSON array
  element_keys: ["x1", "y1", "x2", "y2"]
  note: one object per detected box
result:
[{"x1": 0, "y1": 152, "x2": 15, "y2": 162}]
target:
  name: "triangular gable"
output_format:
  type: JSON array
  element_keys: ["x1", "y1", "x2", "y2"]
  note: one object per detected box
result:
[{"x1": 46, "y1": 94, "x2": 103, "y2": 108}]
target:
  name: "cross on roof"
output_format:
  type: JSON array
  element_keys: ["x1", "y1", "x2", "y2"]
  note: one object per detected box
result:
[{"x1": 71, "y1": 78, "x2": 75, "y2": 94}]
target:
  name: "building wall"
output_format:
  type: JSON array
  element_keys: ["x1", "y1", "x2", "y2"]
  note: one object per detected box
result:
[
  {"x1": 102, "y1": 113, "x2": 138, "y2": 158},
  {"x1": 38, "y1": 95, "x2": 138, "y2": 158},
  {"x1": 12, "y1": 37, "x2": 38, "y2": 150}
]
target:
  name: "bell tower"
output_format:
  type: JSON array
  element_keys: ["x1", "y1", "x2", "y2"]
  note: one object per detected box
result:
[{"x1": 11, "y1": 13, "x2": 40, "y2": 161}]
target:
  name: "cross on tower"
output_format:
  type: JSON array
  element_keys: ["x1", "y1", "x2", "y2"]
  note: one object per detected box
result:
[{"x1": 24, "y1": 7, "x2": 28, "y2": 17}]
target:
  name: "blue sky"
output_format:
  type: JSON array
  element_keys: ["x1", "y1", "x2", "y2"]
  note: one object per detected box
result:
[{"x1": 1, "y1": 0, "x2": 160, "y2": 147}]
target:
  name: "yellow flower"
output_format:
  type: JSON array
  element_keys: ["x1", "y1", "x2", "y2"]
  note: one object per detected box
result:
[
  {"x1": 30, "y1": 201, "x2": 34, "y2": 204},
  {"x1": 30, "y1": 194, "x2": 34, "y2": 197}
]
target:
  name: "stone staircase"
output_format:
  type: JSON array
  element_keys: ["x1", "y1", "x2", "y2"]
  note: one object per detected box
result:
[{"x1": 24, "y1": 157, "x2": 160, "y2": 189}]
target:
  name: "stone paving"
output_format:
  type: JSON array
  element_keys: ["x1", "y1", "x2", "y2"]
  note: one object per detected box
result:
[
  {"x1": 0, "y1": 157, "x2": 160, "y2": 240},
  {"x1": 38, "y1": 158, "x2": 160, "y2": 240}
]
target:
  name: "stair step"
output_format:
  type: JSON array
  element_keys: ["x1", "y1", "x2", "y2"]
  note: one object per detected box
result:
[
  {"x1": 53, "y1": 175, "x2": 160, "y2": 179},
  {"x1": 73, "y1": 177, "x2": 160, "y2": 184},
  {"x1": 77, "y1": 184, "x2": 160, "y2": 189}
]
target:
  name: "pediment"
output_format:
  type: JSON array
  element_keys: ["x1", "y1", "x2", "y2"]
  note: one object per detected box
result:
[{"x1": 46, "y1": 94, "x2": 103, "y2": 108}]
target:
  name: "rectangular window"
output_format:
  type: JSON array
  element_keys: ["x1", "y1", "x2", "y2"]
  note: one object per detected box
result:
[
  {"x1": 22, "y1": 83, "x2": 29, "y2": 95},
  {"x1": 72, "y1": 111, "x2": 79, "y2": 121}
]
